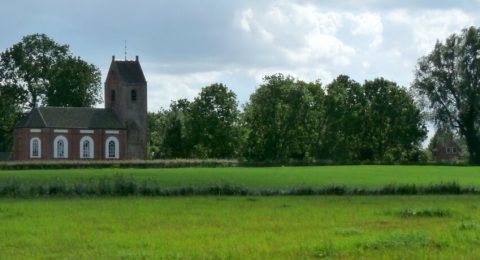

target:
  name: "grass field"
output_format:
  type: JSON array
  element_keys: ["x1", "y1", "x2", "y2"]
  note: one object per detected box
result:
[
  {"x1": 2, "y1": 196, "x2": 480, "y2": 258},
  {"x1": 1, "y1": 165, "x2": 480, "y2": 188},
  {"x1": 2, "y1": 165, "x2": 480, "y2": 258}
]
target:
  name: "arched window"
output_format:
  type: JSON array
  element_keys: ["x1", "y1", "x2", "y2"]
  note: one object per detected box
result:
[
  {"x1": 108, "y1": 141, "x2": 115, "y2": 157},
  {"x1": 111, "y1": 90, "x2": 116, "y2": 104},
  {"x1": 53, "y1": 135, "x2": 69, "y2": 159},
  {"x1": 131, "y1": 89, "x2": 137, "y2": 102},
  {"x1": 30, "y1": 137, "x2": 41, "y2": 158},
  {"x1": 80, "y1": 136, "x2": 94, "y2": 159},
  {"x1": 105, "y1": 136, "x2": 119, "y2": 159}
]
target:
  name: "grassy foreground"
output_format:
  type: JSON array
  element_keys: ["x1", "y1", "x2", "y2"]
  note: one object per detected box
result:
[
  {"x1": 2, "y1": 196, "x2": 480, "y2": 258},
  {"x1": 1, "y1": 165, "x2": 480, "y2": 188}
]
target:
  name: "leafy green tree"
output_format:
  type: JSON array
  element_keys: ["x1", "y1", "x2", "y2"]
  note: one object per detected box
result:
[
  {"x1": 46, "y1": 57, "x2": 101, "y2": 107},
  {"x1": 0, "y1": 33, "x2": 102, "y2": 152},
  {"x1": 189, "y1": 84, "x2": 240, "y2": 158},
  {"x1": 0, "y1": 85, "x2": 24, "y2": 151},
  {"x1": 164, "y1": 99, "x2": 192, "y2": 158},
  {"x1": 147, "y1": 111, "x2": 167, "y2": 159},
  {"x1": 363, "y1": 78, "x2": 427, "y2": 161},
  {"x1": 243, "y1": 74, "x2": 325, "y2": 160},
  {"x1": 324, "y1": 75, "x2": 367, "y2": 161},
  {"x1": 413, "y1": 27, "x2": 480, "y2": 164},
  {"x1": 0, "y1": 34, "x2": 69, "y2": 108},
  {"x1": 324, "y1": 76, "x2": 426, "y2": 162},
  {"x1": 147, "y1": 99, "x2": 192, "y2": 159},
  {"x1": 0, "y1": 34, "x2": 101, "y2": 108}
]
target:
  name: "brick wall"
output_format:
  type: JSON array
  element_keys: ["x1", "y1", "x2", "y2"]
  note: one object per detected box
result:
[{"x1": 14, "y1": 128, "x2": 126, "y2": 161}]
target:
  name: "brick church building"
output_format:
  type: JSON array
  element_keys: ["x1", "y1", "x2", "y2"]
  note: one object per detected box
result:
[{"x1": 14, "y1": 56, "x2": 147, "y2": 160}]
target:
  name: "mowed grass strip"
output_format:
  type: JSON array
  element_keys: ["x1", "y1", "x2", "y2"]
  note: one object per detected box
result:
[
  {"x1": 1, "y1": 196, "x2": 480, "y2": 258},
  {"x1": 1, "y1": 165, "x2": 480, "y2": 188}
]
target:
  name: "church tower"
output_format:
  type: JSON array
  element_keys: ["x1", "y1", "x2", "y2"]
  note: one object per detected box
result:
[{"x1": 104, "y1": 55, "x2": 147, "y2": 159}]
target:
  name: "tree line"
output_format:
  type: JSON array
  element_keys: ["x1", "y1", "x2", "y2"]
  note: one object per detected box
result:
[
  {"x1": 148, "y1": 75, "x2": 427, "y2": 162},
  {"x1": 2, "y1": 27, "x2": 480, "y2": 163}
]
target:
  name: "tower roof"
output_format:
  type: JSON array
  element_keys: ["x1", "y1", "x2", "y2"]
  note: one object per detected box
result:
[
  {"x1": 107, "y1": 56, "x2": 147, "y2": 84},
  {"x1": 16, "y1": 107, "x2": 125, "y2": 129}
]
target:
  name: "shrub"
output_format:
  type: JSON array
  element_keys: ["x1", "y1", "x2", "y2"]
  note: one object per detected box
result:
[{"x1": 0, "y1": 178, "x2": 478, "y2": 198}]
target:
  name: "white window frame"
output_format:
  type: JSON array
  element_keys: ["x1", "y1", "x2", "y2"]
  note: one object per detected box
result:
[
  {"x1": 446, "y1": 147, "x2": 457, "y2": 154},
  {"x1": 53, "y1": 135, "x2": 69, "y2": 159},
  {"x1": 79, "y1": 136, "x2": 94, "y2": 159},
  {"x1": 105, "y1": 136, "x2": 119, "y2": 159},
  {"x1": 30, "y1": 137, "x2": 41, "y2": 158}
]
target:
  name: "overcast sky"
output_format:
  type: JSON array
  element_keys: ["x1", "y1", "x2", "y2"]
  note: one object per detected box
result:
[{"x1": 1, "y1": 0, "x2": 479, "y2": 112}]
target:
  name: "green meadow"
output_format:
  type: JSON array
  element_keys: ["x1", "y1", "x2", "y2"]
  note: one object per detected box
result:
[
  {"x1": 2, "y1": 165, "x2": 480, "y2": 258},
  {"x1": 1, "y1": 165, "x2": 480, "y2": 188},
  {"x1": 2, "y1": 196, "x2": 480, "y2": 259}
]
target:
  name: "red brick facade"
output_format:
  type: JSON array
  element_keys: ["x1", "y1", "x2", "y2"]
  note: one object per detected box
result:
[
  {"x1": 432, "y1": 139, "x2": 463, "y2": 161},
  {"x1": 14, "y1": 128, "x2": 126, "y2": 160},
  {"x1": 13, "y1": 56, "x2": 147, "y2": 161}
]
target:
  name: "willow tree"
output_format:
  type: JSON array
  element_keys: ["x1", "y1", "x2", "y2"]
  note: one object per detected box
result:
[{"x1": 413, "y1": 27, "x2": 480, "y2": 164}]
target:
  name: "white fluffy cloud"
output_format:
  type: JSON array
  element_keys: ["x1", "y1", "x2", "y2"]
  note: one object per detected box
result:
[
  {"x1": 133, "y1": 2, "x2": 477, "y2": 111},
  {"x1": 347, "y1": 12, "x2": 383, "y2": 48},
  {"x1": 237, "y1": 2, "x2": 384, "y2": 67},
  {"x1": 146, "y1": 70, "x2": 222, "y2": 111},
  {"x1": 388, "y1": 9, "x2": 475, "y2": 53}
]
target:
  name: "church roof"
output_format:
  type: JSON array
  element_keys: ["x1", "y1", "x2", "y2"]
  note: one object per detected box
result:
[
  {"x1": 16, "y1": 107, "x2": 125, "y2": 129},
  {"x1": 113, "y1": 59, "x2": 147, "y2": 84}
]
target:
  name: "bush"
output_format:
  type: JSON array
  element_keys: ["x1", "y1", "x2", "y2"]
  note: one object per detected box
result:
[{"x1": 0, "y1": 178, "x2": 478, "y2": 198}]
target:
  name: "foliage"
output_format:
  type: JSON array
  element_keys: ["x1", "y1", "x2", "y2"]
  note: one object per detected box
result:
[
  {"x1": 189, "y1": 83, "x2": 240, "y2": 158},
  {"x1": 0, "y1": 34, "x2": 69, "y2": 108},
  {"x1": 324, "y1": 75, "x2": 367, "y2": 160},
  {"x1": 243, "y1": 74, "x2": 325, "y2": 160},
  {"x1": 413, "y1": 26, "x2": 480, "y2": 164},
  {"x1": 0, "y1": 85, "x2": 23, "y2": 151},
  {"x1": 0, "y1": 177, "x2": 476, "y2": 197},
  {"x1": 45, "y1": 56, "x2": 102, "y2": 107},
  {"x1": 147, "y1": 99, "x2": 191, "y2": 159},
  {"x1": 0, "y1": 34, "x2": 102, "y2": 152},
  {"x1": 324, "y1": 76, "x2": 426, "y2": 162},
  {"x1": 362, "y1": 78, "x2": 427, "y2": 161}
]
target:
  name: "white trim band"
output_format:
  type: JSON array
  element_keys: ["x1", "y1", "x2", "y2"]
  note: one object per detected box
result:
[
  {"x1": 54, "y1": 129, "x2": 69, "y2": 133},
  {"x1": 105, "y1": 130, "x2": 119, "y2": 134},
  {"x1": 80, "y1": 130, "x2": 94, "y2": 134},
  {"x1": 30, "y1": 129, "x2": 41, "y2": 133}
]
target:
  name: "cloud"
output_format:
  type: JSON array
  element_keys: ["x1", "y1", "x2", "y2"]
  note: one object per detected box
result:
[
  {"x1": 236, "y1": 2, "x2": 385, "y2": 68},
  {"x1": 388, "y1": 9, "x2": 475, "y2": 53},
  {"x1": 146, "y1": 71, "x2": 223, "y2": 110},
  {"x1": 346, "y1": 12, "x2": 383, "y2": 48}
]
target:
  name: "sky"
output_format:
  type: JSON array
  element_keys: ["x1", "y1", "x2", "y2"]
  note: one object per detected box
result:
[{"x1": 1, "y1": 0, "x2": 479, "y2": 113}]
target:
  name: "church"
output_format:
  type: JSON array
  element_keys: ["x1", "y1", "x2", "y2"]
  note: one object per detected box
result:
[{"x1": 13, "y1": 56, "x2": 148, "y2": 160}]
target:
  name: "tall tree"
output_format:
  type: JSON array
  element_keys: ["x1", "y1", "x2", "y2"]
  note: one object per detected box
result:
[
  {"x1": 0, "y1": 34, "x2": 101, "y2": 108},
  {"x1": 46, "y1": 56, "x2": 102, "y2": 107},
  {"x1": 0, "y1": 85, "x2": 24, "y2": 151},
  {"x1": 413, "y1": 27, "x2": 480, "y2": 164},
  {"x1": 363, "y1": 78, "x2": 426, "y2": 161},
  {"x1": 324, "y1": 75, "x2": 366, "y2": 161},
  {"x1": 0, "y1": 34, "x2": 69, "y2": 108},
  {"x1": 147, "y1": 99, "x2": 192, "y2": 159},
  {"x1": 243, "y1": 74, "x2": 325, "y2": 160},
  {"x1": 164, "y1": 99, "x2": 192, "y2": 158},
  {"x1": 189, "y1": 84, "x2": 240, "y2": 158},
  {"x1": 0, "y1": 33, "x2": 102, "y2": 152}
]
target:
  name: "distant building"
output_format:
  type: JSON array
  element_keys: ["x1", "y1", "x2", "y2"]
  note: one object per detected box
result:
[
  {"x1": 432, "y1": 139, "x2": 463, "y2": 161},
  {"x1": 14, "y1": 56, "x2": 147, "y2": 160}
]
